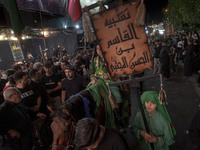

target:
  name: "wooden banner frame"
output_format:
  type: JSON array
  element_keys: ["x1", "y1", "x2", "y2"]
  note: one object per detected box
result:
[{"x1": 84, "y1": 0, "x2": 152, "y2": 77}]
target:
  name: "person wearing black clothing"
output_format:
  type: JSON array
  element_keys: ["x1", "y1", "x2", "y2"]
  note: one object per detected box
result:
[
  {"x1": 74, "y1": 118, "x2": 128, "y2": 150},
  {"x1": 29, "y1": 69, "x2": 50, "y2": 116},
  {"x1": 83, "y1": 51, "x2": 91, "y2": 71},
  {"x1": 60, "y1": 59, "x2": 70, "y2": 80},
  {"x1": 171, "y1": 45, "x2": 178, "y2": 73},
  {"x1": 159, "y1": 40, "x2": 171, "y2": 79},
  {"x1": 29, "y1": 69, "x2": 53, "y2": 149},
  {"x1": 41, "y1": 62, "x2": 62, "y2": 108},
  {"x1": 14, "y1": 72, "x2": 44, "y2": 120},
  {"x1": 14, "y1": 72, "x2": 47, "y2": 148},
  {"x1": 61, "y1": 65, "x2": 85, "y2": 102},
  {"x1": 26, "y1": 52, "x2": 36, "y2": 64},
  {"x1": 153, "y1": 40, "x2": 162, "y2": 74},
  {"x1": 0, "y1": 70, "x2": 7, "y2": 104},
  {"x1": 75, "y1": 57, "x2": 85, "y2": 76},
  {"x1": 0, "y1": 87, "x2": 33, "y2": 150},
  {"x1": 53, "y1": 45, "x2": 60, "y2": 57},
  {"x1": 184, "y1": 38, "x2": 195, "y2": 77}
]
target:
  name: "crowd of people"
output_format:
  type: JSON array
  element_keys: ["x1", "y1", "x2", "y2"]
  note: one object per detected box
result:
[
  {"x1": 0, "y1": 33, "x2": 199, "y2": 150},
  {"x1": 150, "y1": 32, "x2": 200, "y2": 82}
]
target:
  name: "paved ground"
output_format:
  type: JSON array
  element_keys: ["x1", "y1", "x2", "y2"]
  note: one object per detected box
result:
[{"x1": 122, "y1": 63, "x2": 200, "y2": 150}]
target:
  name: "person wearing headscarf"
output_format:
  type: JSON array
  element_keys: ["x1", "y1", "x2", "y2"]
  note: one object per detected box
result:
[
  {"x1": 133, "y1": 91, "x2": 176, "y2": 150},
  {"x1": 89, "y1": 44, "x2": 124, "y2": 129}
]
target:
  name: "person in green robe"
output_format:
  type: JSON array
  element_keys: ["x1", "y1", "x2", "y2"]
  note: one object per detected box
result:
[
  {"x1": 90, "y1": 44, "x2": 124, "y2": 130},
  {"x1": 133, "y1": 91, "x2": 176, "y2": 150}
]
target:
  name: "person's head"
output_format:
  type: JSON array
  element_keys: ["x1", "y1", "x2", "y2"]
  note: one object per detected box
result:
[
  {"x1": 13, "y1": 64, "x2": 23, "y2": 72},
  {"x1": 162, "y1": 40, "x2": 167, "y2": 46},
  {"x1": 61, "y1": 59, "x2": 69, "y2": 71},
  {"x1": 74, "y1": 57, "x2": 80, "y2": 63},
  {"x1": 27, "y1": 62, "x2": 33, "y2": 69},
  {"x1": 6, "y1": 69, "x2": 16, "y2": 79},
  {"x1": 188, "y1": 38, "x2": 193, "y2": 45},
  {"x1": 141, "y1": 91, "x2": 160, "y2": 115},
  {"x1": 77, "y1": 50, "x2": 83, "y2": 56},
  {"x1": 13, "y1": 72, "x2": 28, "y2": 88},
  {"x1": 155, "y1": 40, "x2": 160, "y2": 45},
  {"x1": 3, "y1": 87, "x2": 21, "y2": 103},
  {"x1": 64, "y1": 65, "x2": 75, "y2": 80},
  {"x1": 0, "y1": 70, "x2": 3, "y2": 79},
  {"x1": 33, "y1": 62, "x2": 43, "y2": 76},
  {"x1": 6, "y1": 76, "x2": 16, "y2": 87},
  {"x1": 27, "y1": 52, "x2": 33, "y2": 59},
  {"x1": 74, "y1": 118, "x2": 101, "y2": 149},
  {"x1": 96, "y1": 45, "x2": 102, "y2": 56},
  {"x1": 44, "y1": 61, "x2": 53, "y2": 75},
  {"x1": 29, "y1": 69, "x2": 40, "y2": 81}
]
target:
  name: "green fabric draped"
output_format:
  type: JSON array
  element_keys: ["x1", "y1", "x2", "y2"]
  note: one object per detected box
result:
[
  {"x1": 86, "y1": 78, "x2": 115, "y2": 128},
  {"x1": 141, "y1": 91, "x2": 176, "y2": 136},
  {"x1": 1, "y1": 0, "x2": 24, "y2": 36}
]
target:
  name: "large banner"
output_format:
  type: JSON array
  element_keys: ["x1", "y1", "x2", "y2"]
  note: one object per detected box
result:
[
  {"x1": 9, "y1": 41, "x2": 24, "y2": 62},
  {"x1": 90, "y1": 1, "x2": 152, "y2": 77}
]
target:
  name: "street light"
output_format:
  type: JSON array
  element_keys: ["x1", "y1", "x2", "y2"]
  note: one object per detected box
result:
[{"x1": 75, "y1": 25, "x2": 80, "y2": 29}]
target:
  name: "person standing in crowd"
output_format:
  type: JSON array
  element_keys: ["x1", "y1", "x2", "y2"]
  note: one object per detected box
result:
[
  {"x1": 29, "y1": 69, "x2": 53, "y2": 149},
  {"x1": 14, "y1": 72, "x2": 44, "y2": 120},
  {"x1": 53, "y1": 45, "x2": 61, "y2": 58},
  {"x1": 0, "y1": 70, "x2": 7, "y2": 104},
  {"x1": 61, "y1": 46, "x2": 66, "y2": 54},
  {"x1": 153, "y1": 40, "x2": 162, "y2": 75},
  {"x1": 133, "y1": 91, "x2": 176, "y2": 150},
  {"x1": 83, "y1": 50, "x2": 92, "y2": 72},
  {"x1": 74, "y1": 118, "x2": 128, "y2": 150},
  {"x1": 0, "y1": 87, "x2": 33, "y2": 150},
  {"x1": 41, "y1": 62, "x2": 62, "y2": 108},
  {"x1": 29, "y1": 69, "x2": 50, "y2": 116},
  {"x1": 61, "y1": 65, "x2": 85, "y2": 103},
  {"x1": 13, "y1": 64, "x2": 23, "y2": 73},
  {"x1": 171, "y1": 45, "x2": 178, "y2": 73},
  {"x1": 33, "y1": 62, "x2": 44, "y2": 77},
  {"x1": 3, "y1": 69, "x2": 16, "y2": 92},
  {"x1": 177, "y1": 37, "x2": 184, "y2": 62},
  {"x1": 90, "y1": 44, "x2": 124, "y2": 130},
  {"x1": 60, "y1": 59, "x2": 69, "y2": 80},
  {"x1": 26, "y1": 52, "x2": 36, "y2": 64},
  {"x1": 14, "y1": 71, "x2": 47, "y2": 148},
  {"x1": 184, "y1": 38, "x2": 195, "y2": 78},
  {"x1": 159, "y1": 40, "x2": 171, "y2": 80},
  {"x1": 74, "y1": 57, "x2": 85, "y2": 76}
]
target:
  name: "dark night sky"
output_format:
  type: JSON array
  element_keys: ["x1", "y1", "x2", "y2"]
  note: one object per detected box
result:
[{"x1": 144, "y1": 0, "x2": 168, "y2": 24}]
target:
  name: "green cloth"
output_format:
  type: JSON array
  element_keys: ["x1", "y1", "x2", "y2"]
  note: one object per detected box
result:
[
  {"x1": 133, "y1": 91, "x2": 176, "y2": 150},
  {"x1": 90, "y1": 56, "x2": 108, "y2": 78},
  {"x1": 90, "y1": 56, "x2": 123, "y2": 104},
  {"x1": 86, "y1": 78, "x2": 115, "y2": 128},
  {"x1": 141, "y1": 91, "x2": 176, "y2": 136},
  {"x1": 1, "y1": 0, "x2": 24, "y2": 36},
  {"x1": 133, "y1": 110, "x2": 175, "y2": 150}
]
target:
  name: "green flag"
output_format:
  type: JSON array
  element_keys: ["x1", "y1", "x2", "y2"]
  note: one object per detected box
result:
[{"x1": 1, "y1": 0, "x2": 24, "y2": 36}]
